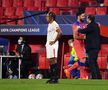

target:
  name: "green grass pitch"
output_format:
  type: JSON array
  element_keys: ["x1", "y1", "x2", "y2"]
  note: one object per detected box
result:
[{"x1": 0, "y1": 79, "x2": 108, "y2": 90}]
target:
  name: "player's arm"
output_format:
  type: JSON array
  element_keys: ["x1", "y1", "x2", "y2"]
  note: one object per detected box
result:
[
  {"x1": 54, "y1": 28, "x2": 62, "y2": 42},
  {"x1": 75, "y1": 32, "x2": 86, "y2": 40},
  {"x1": 78, "y1": 25, "x2": 94, "y2": 34},
  {"x1": 73, "y1": 25, "x2": 85, "y2": 40},
  {"x1": 49, "y1": 28, "x2": 62, "y2": 45}
]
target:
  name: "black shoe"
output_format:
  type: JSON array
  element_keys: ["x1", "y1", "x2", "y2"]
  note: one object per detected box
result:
[
  {"x1": 48, "y1": 79, "x2": 59, "y2": 84},
  {"x1": 46, "y1": 79, "x2": 52, "y2": 83}
]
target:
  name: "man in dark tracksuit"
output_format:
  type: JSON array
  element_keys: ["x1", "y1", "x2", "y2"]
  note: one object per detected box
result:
[{"x1": 78, "y1": 15, "x2": 102, "y2": 79}]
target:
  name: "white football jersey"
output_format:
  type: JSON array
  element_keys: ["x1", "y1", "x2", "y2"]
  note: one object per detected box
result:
[{"x1": 47, "y1": 21, "x2": 60, "y2": 42}]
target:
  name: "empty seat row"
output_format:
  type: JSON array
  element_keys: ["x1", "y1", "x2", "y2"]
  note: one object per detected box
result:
[
  {"x1": 46, "y1": 0, "x2": 91, "y2": 7},
  {"x1": 0, "y1": 0, "x2": 44, "y2": 8},
  {"x1": 85, "y1": 7, "x2": 107, "y2": 15},
  {"x1": 0, "y1": 6, "x2": 107, "y2": 19},
  {"x1": 1, "y1": 0, "x2": 108, "y2": 8},
  {"x1": 46, "y1": 0, "x2": 108, "y2": 7},
  {"x1": 0, "y1": 7, "x2": 24, "y2": 17},
  {"x1": 50, "y1": 7, "x2": 107, "y2": 15}
]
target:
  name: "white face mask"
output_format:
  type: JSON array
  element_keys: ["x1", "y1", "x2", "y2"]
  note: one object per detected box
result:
[{"x1": 18, "y1": 39, "x2": 22, "y2": 45}]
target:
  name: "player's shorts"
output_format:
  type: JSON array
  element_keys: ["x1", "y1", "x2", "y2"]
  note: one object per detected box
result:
[
  {"x1": 46, "y1": 41, "x2": 59, "y2": 59},
  {"x1": 73, "y1": 40, "x2": 86, "y2": 59}
]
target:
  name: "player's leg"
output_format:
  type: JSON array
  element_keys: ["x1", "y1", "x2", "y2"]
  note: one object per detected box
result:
[
  {"x1": 46, "y1": 44, "x2": 59, "y2": 83},
  {"x1": 64, "y1": 61, "x2": 79, "y2": 78},
  {"x1": 64, "y1": 56, "x2": 77, "y2": 78},
  {"x1": 68, "y1": 55, "x2": 80, "y2": 79},
  {"x1": 73, "y1": 43, "x2": 87, "y2": 79},
  {"x1": 49, "y1": 58, "x2": 59, "y2": 83},
  {"x1": 78, "y1": 58, "x2": 88, "y2": 79},
  {"x1": 64, "y1": 59, "x2": 87, "y2": 79}
]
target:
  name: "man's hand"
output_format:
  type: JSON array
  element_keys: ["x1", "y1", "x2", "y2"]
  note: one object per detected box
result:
[
  {"x1": 77, "y1": 26, "x2": 81, "y2": 30},
  {"x1": 49, "y1": 41, "x2": 55, "y2": 45},
  {"x1": 84, "y1": 36, "x2": 86, "y2": 39}
]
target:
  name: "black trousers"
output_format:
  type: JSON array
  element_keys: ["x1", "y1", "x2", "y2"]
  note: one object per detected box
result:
[
  {"x1": 21, "y1": 59, "x2": 33, "y2": 78},
  {"x1": 87, "y1": 49, "x2": 102, "y2": 79}
]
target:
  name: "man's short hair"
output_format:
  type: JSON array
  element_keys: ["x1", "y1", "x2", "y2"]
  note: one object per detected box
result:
[
  {"x1": 87, "y1": 15, "x2": 95, "y2": 22},
  {"x1": 76, "y1": 7, "x2": 85, "y2": 17},
  {"x1": 47, "y1": 11, "x2": 56, "y2": 20},
  {"x1": 76, "y1": 11, "x2": 85, "y2": 17}
]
